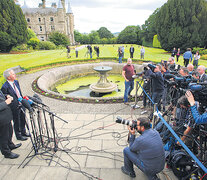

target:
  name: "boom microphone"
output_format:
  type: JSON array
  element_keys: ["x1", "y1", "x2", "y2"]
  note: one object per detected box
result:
[{"x1": 28, "y1": 96, "x2": 45, "y2": 106}]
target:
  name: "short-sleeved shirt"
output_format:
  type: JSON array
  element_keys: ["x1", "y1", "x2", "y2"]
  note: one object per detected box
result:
[{"x1": 123, "y1": 65, "x2": 135, "y2": 81}]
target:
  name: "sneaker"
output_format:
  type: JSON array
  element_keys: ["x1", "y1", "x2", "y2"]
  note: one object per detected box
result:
[
  {"x1": 140, "y1": 106, "x2": 146, "y2": 109},
  {"x1": 121, "y1": 166, "x2": 136, "y2": 178}
]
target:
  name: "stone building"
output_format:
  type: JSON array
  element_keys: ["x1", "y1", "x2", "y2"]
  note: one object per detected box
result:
[{"x1": 15, "y1": 0, "x2": 75, "y2": 45}]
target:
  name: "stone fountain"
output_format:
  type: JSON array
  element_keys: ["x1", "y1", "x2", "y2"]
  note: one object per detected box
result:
[{"x1": 89, "y1": 66, "x2": 117, "y2": 93}]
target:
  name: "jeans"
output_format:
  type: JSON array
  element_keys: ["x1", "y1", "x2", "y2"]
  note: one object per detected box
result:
[
  {"x1": 119, "y1": 56, "x2": 123, "y2": 63},
  {"x1": 123, "y1": 147, "x2": 158, "y2": 180},
  {"x1": 124, "y1": 80, "x2": 134, "y2": 102},
  {"x1": 152, "y1": 91, "x2": 163, "y2": 111},
  {"x1": 90, "y1": 52, "x2": 92, "y2": 58}
]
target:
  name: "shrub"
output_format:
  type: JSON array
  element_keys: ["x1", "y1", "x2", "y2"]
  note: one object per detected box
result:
[
  {"x1": 192, "y1": 47, "x2": 207, "y2": 55},
  {"x1": 27, "y1": 38, "x2": 40, "y2": 49},
  {"x1": 201, "y1": 54, "x2": 207, "y2": 60},
  {"x1": 153, "y1": 35, "x2": 161, "y2": 48},
  {"x1": 48, "y1": 31, "x2": 70, "y2": 46},
  {"x1": 39, "y1": 41, "x2": 56, "y2": 50},
  {"x1": 11, "y1": 44, "x2": 28, "y2": 51}
]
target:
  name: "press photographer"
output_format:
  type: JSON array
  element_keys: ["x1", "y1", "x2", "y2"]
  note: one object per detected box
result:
[
  {"x1": 146, "y1": 64, "x2": 164, "y2": 111},
  {"x1": 117, "y1": 117, "x2": 165, "y2": 180}
]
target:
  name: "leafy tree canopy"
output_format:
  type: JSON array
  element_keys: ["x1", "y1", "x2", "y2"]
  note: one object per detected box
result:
[
  {"x1": 48, "y1": 31, "x2": 70, "y2": 46},
  {"x1": 97, "y1": 27, "x2": 114, "y2": 39},
  {"x1": 155, "y1": 0, "x2": 207, "y2": 51},
  {"x1": 0, "y1": 0, "x2": 28, "y2": 52},
  {"x1": 117, "y1": 26, "x2": 141, "y2": 44}
]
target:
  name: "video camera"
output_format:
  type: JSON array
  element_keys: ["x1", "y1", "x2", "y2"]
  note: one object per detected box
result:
[{"x1": 116, "y1": 116, "x2": 137, "y2": 130}]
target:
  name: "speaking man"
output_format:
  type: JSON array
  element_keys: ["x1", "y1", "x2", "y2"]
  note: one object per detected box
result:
[{"x1": 1, "y1": 69, "x2": 29, "y2": 141}]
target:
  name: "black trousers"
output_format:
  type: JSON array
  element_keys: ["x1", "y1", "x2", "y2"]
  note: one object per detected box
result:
[
  {"x1": 184, "y1": 58, "x2": 189, "y2": 67},
  {"x1": 0, "y1": 122, "x2": 14, "y2": 156},
  {"x1": 130, "y1": 52, "x2": 134, "y2": 58},
  {"x1": 12, "y1": 107, "x2": 26, "y2": 138}
]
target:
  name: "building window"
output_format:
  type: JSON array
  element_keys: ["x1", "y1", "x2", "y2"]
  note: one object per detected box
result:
[
  {"x1": 27, "y1": 18, "x2": 30, "y2": 22},
  {"x1": 40, "y1": 37, "x2": 44, "y2": 41},
  {"x1": 50, "y1": 17, "x2": 54, "y2": 22},
  {"x1": 38, "y1": 18, "x2": 41, "y2": 22},
  {"x1": 51, "y1": 25, "x2": 55, "y2": 31},
  {"x1": 40, "y1": 26, "x2": 42, "y2": 32}
]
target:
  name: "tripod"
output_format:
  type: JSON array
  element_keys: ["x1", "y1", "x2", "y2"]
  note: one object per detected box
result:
[{"x1": 19, "y1": 103, "x2": 67, "y2": 168}]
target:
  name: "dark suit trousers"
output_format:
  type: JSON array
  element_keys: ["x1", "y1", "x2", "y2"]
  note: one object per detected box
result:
[
  {"x1": 130, "y1": 52, "x2": 134, "y2": 58},
  {"x1": 12, "y1": 107, "x2": 26, "y2": 137},
  {"x1": 0, "y1": 122, "x2": 13, "y2": 155}
]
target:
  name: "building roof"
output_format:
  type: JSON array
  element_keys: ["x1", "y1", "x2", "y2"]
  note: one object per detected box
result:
[
  {"x1": 67, "y1": 1, "x2": 73, "y2": 14},
  {"x1": 22, "y1": 7, "x2": 57, "y2": 14},
  {"x1": 21, "y1": 0, "x2": 29, "y2": 9},
  {"x1": 57, "y1": 0, "x2": 63, "y2": 9}
]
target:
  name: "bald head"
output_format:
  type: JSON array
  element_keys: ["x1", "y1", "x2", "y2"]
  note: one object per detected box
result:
[{"x1": 187, "y1": 64, "x2": 194, "y2": 72}]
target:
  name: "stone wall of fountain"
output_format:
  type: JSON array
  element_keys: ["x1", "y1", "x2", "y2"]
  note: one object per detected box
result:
[{"x1": 37, "y1": 62, "x2": 145, "y2": 100}]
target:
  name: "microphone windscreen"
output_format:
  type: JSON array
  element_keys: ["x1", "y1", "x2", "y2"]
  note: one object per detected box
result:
[
  {"x1": 21, "y1": 99, "x2": 32, "y2": 112},
  {"x1": 18, "y1": 97, "x2": 23, "y2": 102},
  {"x1": 190, "y1": 85, "x2": 202, "y2": 91},
  {"x1": 33, "y1": 94, "x2": 42, "y2": 102}
]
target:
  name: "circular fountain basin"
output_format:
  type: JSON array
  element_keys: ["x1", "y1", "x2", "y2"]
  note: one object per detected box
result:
[{"x1": 36, "y1": 62, "x2": 145, "y2": 102}]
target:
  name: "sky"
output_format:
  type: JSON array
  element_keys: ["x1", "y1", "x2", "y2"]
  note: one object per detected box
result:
[{"x1": 18, "y1": 0, "x2": 168, "y2": 33}]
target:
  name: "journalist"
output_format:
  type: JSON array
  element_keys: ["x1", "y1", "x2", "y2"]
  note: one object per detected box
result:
[
  {"x1": 146, "y1": 64, "x2": 164, "y2": 111},
  {"x1": 121, "y1": 117, "x2": 165, "y2": 180},
  {"x1": 185, "y1": 90, "x2": 207, "y2": 124}
]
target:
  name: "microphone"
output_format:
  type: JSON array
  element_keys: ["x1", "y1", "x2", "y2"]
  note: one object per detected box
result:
[
  {"x1": 33, "y1": 94, "x2": 42, "y2": 102},
  {"x1": 28, "y1": 96, "x2": 43, "y2": 105},
  {"x1": 18, "y1": 98, "x2": 32, "y2": 112},
  {"x1": 23, "y1": 96, "x2": 34, "y2": 105}
]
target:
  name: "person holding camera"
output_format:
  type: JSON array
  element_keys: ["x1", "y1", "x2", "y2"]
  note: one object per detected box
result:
[
  {"x1": 186, "y1": 91, "x2": 207, "y2": 124},
  {"x1": 121, "y1": 117, "x2": 165, "y2": 180},
  {"x1": 146, "y1": 64, "x2": 164, "y2": 111}
]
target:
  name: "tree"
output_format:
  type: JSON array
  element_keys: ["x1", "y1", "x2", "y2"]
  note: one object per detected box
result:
[
  {"x1": 153, "y1": 35, "x2": 161, "y2": 48},
  {"x1": 117, "y1": 26, "x2": 141, "y2": 44},
  {"x1": 140, "y1": 8, "x2": 160, "y2": 46},
  {"x1": 74, "y1": 30, "x2": 82, "y2": 43},
  {"x1": 155, "y1": 0, "x2": 207, "y2": 51},
  {"x1": 88, "y1": 31, "x2": 100, "y2": 44},
  {"x1": 0, "y1": 0, "x2": 28, "y2": 52},
  {"x1": 27, "y1": 28, "x2": 37, "y2": 40},
  {"x1": 48, "y1": 31, "x2": 70, "y2": 46},
  {"x1": 97, "y1": 27, "x2": 114, "y2": 39}
]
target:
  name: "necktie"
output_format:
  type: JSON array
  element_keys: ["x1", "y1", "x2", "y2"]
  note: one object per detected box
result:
[{"x1": 13, "y1": 83, "x2": 21, "y2": 98}]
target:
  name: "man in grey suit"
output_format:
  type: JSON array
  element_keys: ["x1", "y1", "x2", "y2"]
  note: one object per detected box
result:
[
  {"x1": 197, "y1": 65, "x2": 207, "y2": 82},
  {"x1": 0, "y1": 90, "x2": 21, "y2": 159}
]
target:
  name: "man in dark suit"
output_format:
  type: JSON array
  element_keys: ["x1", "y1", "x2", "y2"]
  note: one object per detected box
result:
[
  {"x1": 197, "y1": 65, "x2": 207, "y2": 82},
  {"x1": 1, "y1": 69, "x2": 29, "y2": 141},
  {"x1": 0, "y1": 90, "x2": 21, "y2": 159},
  {"x1": 129, "y1": 45, "x2": 134, "y2": 59}
]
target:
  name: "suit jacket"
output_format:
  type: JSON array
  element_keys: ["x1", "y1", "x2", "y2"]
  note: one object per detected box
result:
[
  {"x1": 130, "y1": 47, "x2": 134, "y2": 53},
  {"x1": 200, "y1": 74, "x2": 207, "y2": 82},
  {"x1": 0, "y1": 90, "x2": 13, "y2": 126},
  {"x1": 1, "y1": 80, "x2": 23, "y2": 112}
]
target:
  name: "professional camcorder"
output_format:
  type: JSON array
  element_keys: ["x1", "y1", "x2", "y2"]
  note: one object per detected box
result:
[{"x1": 116, "y1": 116, "x2": 137, "y2": 130}]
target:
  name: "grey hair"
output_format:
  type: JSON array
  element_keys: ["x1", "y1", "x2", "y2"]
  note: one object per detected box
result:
[
  {"x1": 3, "y1": 69, "x2": 13, "y2": 79},
  {"x1": 198, "y1": 65, "x2": 206, "y2": 71}
]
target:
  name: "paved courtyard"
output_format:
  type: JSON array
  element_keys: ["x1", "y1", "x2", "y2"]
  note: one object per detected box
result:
[{"x1": 0, "y1": 69, "x2": 178, "y2": 180}]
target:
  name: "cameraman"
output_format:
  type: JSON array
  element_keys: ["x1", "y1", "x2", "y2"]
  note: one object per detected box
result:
[
  {"x1": 186, "y1": 90, "x2": 207, "y2": 124},
  {"x1": 146, "y1": 64, "x2": 164, "y2": 111},
  {"x1": 121, "y1": 117, "x2": 165, "y2": 180}
]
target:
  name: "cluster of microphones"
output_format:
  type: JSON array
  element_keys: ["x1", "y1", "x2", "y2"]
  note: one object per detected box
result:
[{"x1": 18, "y1": 94, "x2": 46, "y2": 112}]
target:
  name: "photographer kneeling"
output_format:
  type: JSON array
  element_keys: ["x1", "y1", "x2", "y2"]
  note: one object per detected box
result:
[{"x1": 121, "y1": 117, "x2": 165, "y2": 180}]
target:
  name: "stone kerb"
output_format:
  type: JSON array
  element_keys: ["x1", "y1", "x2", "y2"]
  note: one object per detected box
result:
[{"x1": 37, "y1": 62, "x2": 144, "y2": 99}]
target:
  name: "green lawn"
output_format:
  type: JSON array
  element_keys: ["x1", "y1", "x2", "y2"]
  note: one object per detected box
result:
[{"x1": 0, "y1": 44, "x2": 206, "y2": 87}]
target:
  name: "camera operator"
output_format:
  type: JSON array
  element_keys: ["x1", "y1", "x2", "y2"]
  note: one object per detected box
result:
[
  {"x1": 146, "y1": 64, "x2": 164, "y2": 111},
  {"x1": 121, "y1": 117, "x2": 165, "y2": 180},
  {"x1": 186, "y1": 91, "x2": 207, "y2": 124},
  {"x1": 176, "y1": 96, "x2": 198, "y2": 154},
  {"x1": 197, "y1": 65, "x2": 207, "y2": 82},
  {"x1": 87, "y1": 45, "x2": 93, "y2": 58},
  {"x1": 167, "y1": 57, "x2": 176, "y2": 72}
]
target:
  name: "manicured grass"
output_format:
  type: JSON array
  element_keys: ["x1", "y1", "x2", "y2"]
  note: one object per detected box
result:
[{"x1": 0, "y1": 44, "x2": 206, "y2": 87}]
